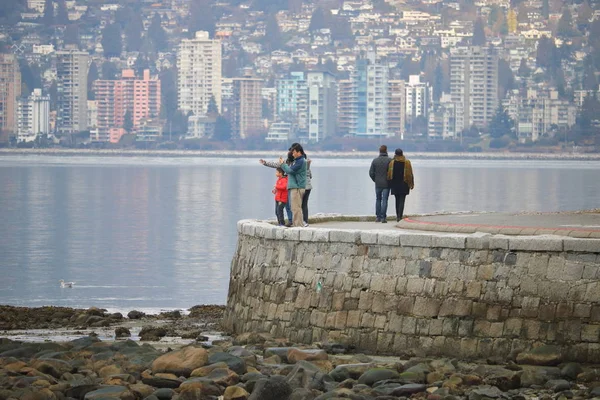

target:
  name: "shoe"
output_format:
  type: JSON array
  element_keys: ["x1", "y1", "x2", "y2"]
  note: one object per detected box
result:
[
  {"x1": 285, "y1": 222, "x2": 292, "y2": 227},
  {"x1": 303, "y1": 222, "x2": 309, "y2": 227},
  {"x1": 375, "y1": 218, "x2": 381, "y2": 222},
  {"x1": 381, "y1": 219, "x2": 387, "y2": 223}
]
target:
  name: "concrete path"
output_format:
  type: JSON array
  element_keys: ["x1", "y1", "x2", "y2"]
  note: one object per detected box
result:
[{"x1": 312, "y1": 211, "x2": 600, "y2": 238}]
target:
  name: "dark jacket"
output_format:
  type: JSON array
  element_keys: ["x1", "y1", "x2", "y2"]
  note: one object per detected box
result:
[
  {"x1": 369, "y1": 153, "x2": 392, "y2": 188},
  {"x1": 388, "y1": 159, "x2": 411, "y2": 195},
  {"x1": 281, "y1": 156, "x2": 306, "y2": 189}
]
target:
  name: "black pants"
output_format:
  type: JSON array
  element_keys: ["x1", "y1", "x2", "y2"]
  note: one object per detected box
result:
[
  {"x1": 302, "y1": 189, "x2": 311, "y2": 224},
  {"x1": 394, "y1": 194, "x2": 407, "y2": 221},
  {"x1": 275, "y1": 201, "x2": 286, "y2": 225}
]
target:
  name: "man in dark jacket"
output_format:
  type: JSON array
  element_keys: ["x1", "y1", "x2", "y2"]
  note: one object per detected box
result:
[{"x1": 369, "y1": 145, "x2": 392, "y2": 223}]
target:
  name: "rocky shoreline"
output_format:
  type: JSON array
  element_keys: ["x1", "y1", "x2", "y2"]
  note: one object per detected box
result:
[{"x1": 1, "y1": 306, "x2": 600, "y2": 399}]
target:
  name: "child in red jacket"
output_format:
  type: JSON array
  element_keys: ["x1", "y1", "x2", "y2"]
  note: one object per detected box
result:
[{"x1": 272, "y1": 167, "x2": 288, "y2": 226}]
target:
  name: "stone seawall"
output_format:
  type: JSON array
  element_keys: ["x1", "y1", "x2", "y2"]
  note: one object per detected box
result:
[{"x1": 223, "y1": 217, "x2": 600, "y2": 362}]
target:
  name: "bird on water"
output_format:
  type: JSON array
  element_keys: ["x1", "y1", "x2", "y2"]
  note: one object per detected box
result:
[{"x1": 59, "y1": 280, "x2": 75, "y2": 288}]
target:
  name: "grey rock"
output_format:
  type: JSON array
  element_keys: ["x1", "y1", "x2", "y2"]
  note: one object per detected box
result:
[
  {"x1": 248, "y1": 375, "x2": 292, "y2": 400},
  {"x1": 357, "y1": 368, "x2": 400, "y2": 386},
  {"x1": 389, "y1": 383, "x2": 427, "y2": 396},
  {"x1": 545, "y1": 379, "x2": 571, "y2": 392},
  {"x1": 287, "y1": 360, "x2": 331, "y2": 391},
  {"x1": 289, "y1": 388, "x2": 316, "y2": 400},
  {"x1": 590, "y1": 386, "x2": 600, "y2": 397},
  {"x1": 560, "y1": 363, "x2": 582, "y2": 380},
  {"x1": 516, "y1": 346, "x2": 563, "y2": 366},
  {"x1": 208, "y1": 352, "x2": 247, "y2": 375},
  {"x1": 128, "y1": 310, "x2": 146, "y2": 319},
  {"x1": 84, "y1": 385, "x2": 131, "y2": 400},
  {"x1": 153, "y1": 388, "x2": 175, "y2": 400},
  {"x1": 467, "y1": 385, "x2": 505, "y2": 400},
  {"x1": 329, "y1": 363, "x2": 374, "y2": 381}
]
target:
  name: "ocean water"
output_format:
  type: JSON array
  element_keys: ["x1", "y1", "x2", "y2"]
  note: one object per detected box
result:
[{"x1": 1, "y1": 155, "x2": 599, "y2": 313}]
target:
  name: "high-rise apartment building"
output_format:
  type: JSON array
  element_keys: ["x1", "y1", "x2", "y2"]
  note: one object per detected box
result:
[
  {"x1": 306, "y1": 71, "x2": 337, "y2": 142},
  {"x1": 405, "y1": 75, "x2": 432, "y2": 130},
  {"x1": 338, "y1": 57, "x2": 389, "y2": 136},
  {"x1": 93, "y1": 69, "x2": 161, "y2": 143},
  {"x1": 177, "y1": 31, "x2": 222, "y2": 117},
  {"x1": 450, "y1": 46, "x2": 498, "y2": 132},
  {"x1": 17, "y1": 88, "x2": 50, "y2": 142},
  {"x1": 232, "y1": 69, "x2": 264, "y2": 139},
  {"x1": 0, "y1": 53, "x2": 21, "y2": 140},
  {"x1": 387, "y1": 80, "x2": 406, "y2": 139},
  {"x1": 56, "y1": 49, "x2": 88, "y2": 135},
  {"x1": 276, "y1": 71, "x2": 308, "y2": 135}
]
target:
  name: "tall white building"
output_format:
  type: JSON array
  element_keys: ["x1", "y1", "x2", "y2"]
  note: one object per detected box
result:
[
  {"x1": 17, "y1": 88, "x2": 50, "y2": 142},
  {"x1": 405, "y1": 75, "x2": 432, "y2": 130},
  {"x1": 177, "y1": 31, "x2": 222, "y2": 117},
  {"x1": 56, "y1": 49, "x2": 89, "y2": 135},
  {"x1": 306, "y1": 71, "x2": 337, "y2": 142},
  {"x1": 450, "y1": 46, "x2": 498, "y2": 132}
]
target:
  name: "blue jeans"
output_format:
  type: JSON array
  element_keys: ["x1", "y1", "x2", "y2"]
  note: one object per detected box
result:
[
  {"x1": 285, "y1": 190, "x2": 292, "y2": 222},
  {"x1": 375, "y1": 187, "x2": 390, "y2": 220}
]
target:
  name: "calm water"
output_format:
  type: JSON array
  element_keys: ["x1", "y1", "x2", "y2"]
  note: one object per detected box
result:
[{"x1": 1, "y1": 155, "x2": 599, "y2": 313}]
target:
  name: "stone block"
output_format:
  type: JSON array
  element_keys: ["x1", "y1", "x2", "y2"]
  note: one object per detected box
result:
[
  {"x1": 372, "y1": 292, "x2": 386, "y2": 313},
  {"x1": 460, "y1": 337, "x2": 479, "y2": 358},
  {"x1": 377, "y1": 332, "x2": 395, "y2": 353},
  {"x1": 442, "y1": 317, "x2": 459, "y2": 336},
  {"x1": 334, "y1": 311, "x2": 348, "y2": 329},
  {"x1": 283, "y1": 228, "x2": 301, "y2": 241},
  {"x1": 521, "y1": 297, "x2": 540, "y2": 318},
  {"x1": 563, "y1": 261, "x2": 584, "y2": 281},
  {"x1": 585, "y1": 282, "x2": 600, "y2": 302},
  {"x1": 432, "y1": 234, "x2": 467, "y2": 249},
  {"x1": 358, "y1": 291, "x2": 373, "y2": 310},
  {"x1": 311, "y1": 229, "x2": 330, "y2": 242},
  {"x1": 346, "y1": 310, "x2": 361, "y2": 327},
  {"x1": 401, "y1": 316, "x2": 417, "y2": 334},
  {"x1": 546, "y1": 256, "x2": 566, "y2": 280},
  {"x1": 522, "y1": 320, "x2": 541, "y2": 339},
  {"x1": 509, "y1": 236, "x2": 563, "y2": 252},
  {"x1": 574, "y1": 303, "x2": 591, "y2": 318},
  {"x1": 431, "y1": 260, "x2": 448, "y2": 279},
  {"x1": 360, "y1": 231, "x2": 378, "y2": 244},
  {"x1": 413, "y1": 297, "x2": 441, "y2": 317},
  {"x1": 583, "y1": 265, "x2": 599, "y2": 280},
  {"x1": 591, "y1": 306, "x2": 600, "y2": 322},
  {"x1": 399, "y1": 233, "x2": 432, "y2": 247},
  {"x1": 466, "y1": 281, "x2": 482, "y2": 299},
  {"x1": 458, "y1": 320, "x2": 474, "y2": 336},
  {"x1": 477, "y1": 264, "x2": 494, "y2": 280},
  {"x1": 360, "y1": 312, "x2": 374, "y2": 328},
  {"x1": 538, "y1": 303, "x2": 556, "y2": 321},
  {"x1": 406, "y1": 278, "x2": 425, "y2": 293},
  {"x1": 556, "y1": 302, "x2": 573, "y2": 319},
  {"x1": 489, "y1": 236, "x2": 509, "y2": 250},
  {"x1": 332, "y1": 292, "x2": 345, "y2": 311},
  {"x1": 563, "y1": 238, "x2": 600, "y2": 252},
  {"x1": 329, "y1": 230, "x2": 360, "y2": 243},
  {"x1": 472, "y1": 302, "x2": 487, "y2": 318},
  {"x1": 466, "y1": 232, "x2": 491, "y2": 249},
  {"x1": 397, "y1": 296, "x2": 415, "y2": 314},
  {"x1": 378, "y1": 231, "x2": 401, "y2": 246},
  {"x1": 503, "y1": 318, "x2": 522, "y2": 338},
  {"x1": 299, "y1": 229, "x2": 313, "y2": 241},
  {"x1": 374, "y1": 314, "x2": 387, "y2": 329},
  {"x1": 429, "y1": 319, "x2": 443, "y2": 336},
  {"x1": 388, "y1": 313, "x2": 403, "y2": 332},
  {"x1": 581, "y1": 324, "x2": 600, "y2": 343}
]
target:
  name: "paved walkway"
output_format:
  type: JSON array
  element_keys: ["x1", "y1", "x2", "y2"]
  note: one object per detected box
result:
[{"x1": 313, "y1": 211, "x2": 600, "y2": 238}]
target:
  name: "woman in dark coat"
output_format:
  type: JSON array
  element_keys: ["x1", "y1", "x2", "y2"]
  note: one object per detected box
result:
[{"x1": 387, "y1": 148, "x2": 415, "y2": 222}]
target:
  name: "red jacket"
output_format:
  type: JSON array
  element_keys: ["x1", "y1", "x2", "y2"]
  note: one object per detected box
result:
[{"x1": 275, "y1": 176, "x2": 288, "y2": 203}]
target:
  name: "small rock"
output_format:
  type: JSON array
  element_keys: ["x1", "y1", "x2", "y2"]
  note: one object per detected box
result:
[
  {"x1": 248, "y1": 375, "x2": 292, "y2": 400},
  {"x1": 127, "y1": 310, "x2": 146, "y2": 319},
  {"x1": 223, "y1": 385, "x2": 249, "y2": 400},
  {"x1": 115, "y1": 327, "x2": 131, "y2": 338},
  {"x1": 545, "y1": 379, "x2": 571, "y2": 392},
  {"x1": 560, "y1": 363, "x2": 582, "y2": 380},
  {"x1": 467, "y1": 385, "x2": 504, "y2": 400},
  {"x1": 151, "y1": 346, "x2": 208, "y2": 377},
  {"x1": 139, "y1": 326, "x2": 167, "y2": 341},
  {"x1": 234, "y1": 332, "x2": 271, "y2": 345},
  {"x1": 208, "y1": 352, "x2": 247, "y2": 375},
  {"x1": 590, "y1": 386, "x2": 600, "y2": 397},
  {"x1": 287, "y1": 348, "x2": 328, "y2": 364},
  {"x1": 516, "y1": 345, "x2": 563, "y2": 366},
  {"x1": 357, "y1": 368, "x2": 400, "y2": 386},
  {"x1": 152, "y1": 388, "x2": 175, "y2": 400}
]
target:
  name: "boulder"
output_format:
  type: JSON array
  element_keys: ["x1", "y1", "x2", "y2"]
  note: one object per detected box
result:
[
  {"x1": 208, "y1": 352, "x2": 247, "y2": 375},
  {"x1": 329, "y1": 363, "x2": 374, "y2": 381},
  {"x1": 248, "y1": 375, "x2": 292, "y2": 400},
  {"x1": 467, "y1": 385, "x2": 504, "y2": 400},
  {"x1": 357, "y1": 368, "x2": 400, "y2": 386},
  {"x1": 389, "y1": 383, "x2": 427, "y2": 396},
  {"x1": 561, "y1": 363, "x2": 583, "y2": 380},
  {"x1": 289, "y1": 388, "x2": 317, "y2": 400},
  {"x1": 127, "y1": 310, "x2": 146, "y2": 319},
  {"x1": 234, "y1": 332, "x2": 271, "y2": 345},
  {"x1": 287, "y1": 348, "x2": 328, "y2": 364},
  {"x1": 190, "y1": 362, "x2": 229, "y2": 377},
  {"x1": 223, "y1": 385, "x2": 250, "y2": 400},
  {"x1": 204, "y1": 367, "x2": 240, "y2": 386},
  {"x1": 83, "y1": 385, "x2": 133, "y2": 400},
  {"x1": 152, "y1": 388, "x2": 175, "y2": 400},
  {"x1": 139, "y1": 326, "x2": 167, "y2": 341},
  {"x1": 516, "y1": 345, "x2": 563, "y2": 366},
  {"x1": 545, "y1": 379, "x2": 571, "y2": 392},
  {"x1": 115, "y1": 327, "x2": 131, "y2": 338},
  {"x1": 151, "y1": 346, "x2": 208, "y2": 377}
]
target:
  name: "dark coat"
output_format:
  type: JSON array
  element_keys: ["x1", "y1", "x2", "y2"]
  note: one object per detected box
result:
[
  {"x1": 388, "y1": 160, "x2": 411, "y2": 196},
  {"x1": 369, "y1": 153, "x2": 392, "y2": 188}
]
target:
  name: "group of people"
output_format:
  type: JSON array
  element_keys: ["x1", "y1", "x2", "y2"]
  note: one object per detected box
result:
[
  {"x1": 369, "y1": 145, "x2": 415, "y2": 223},
  {"x1": 259, "y1": 143, "x2": 312, "y2": 228},
  {"x1": 260, "y1": 143, "x2": 414, "y2": 227}
]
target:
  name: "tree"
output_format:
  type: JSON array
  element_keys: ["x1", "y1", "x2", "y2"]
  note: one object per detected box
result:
[
  {"x1": 498, "y1": 59, "x2": 515, "y2": 99},
  {"x1": 536, "y1": 36, "x2": 559, "y2": 72},
  {"x1": 577, "y1": 0, "x2": 592, "y2": 30},
  {"x1": 213, "y1": 116, "x2": 232, "y2": 141},
  {"x1": 264, "y1": 14, "x2": 283, "y2": 51},
  {"x1": 123, "y1": 110, "x2": 133, "y2": 133},
  {"x1": 207, "y1": 95, "x2": 219, "y2": 116},
  {"x1": 489, "y1": 106, "x2": 515, "y2": 138},
  {"x1": 63, "y1": 24, "x2": 79, "y2": 46},
  {"x1": 0, "y1": 0, "x2": 24, "y2": 25},
  {"x1": 309, "y1": 7, "x2": 328, "y2": 32},
  {"x1": 541, "y1": 0, "x2": 549, "y2": 19},
  {"x1": 56, "y1": 0, "x2": 68, "y2": 25},
  {"x1": 517, "y1": 58, "x2": 530, "y2": 78},
  {"x1": 472, "y1": 17, "x2": 486, "y2": 46},
  {"x1": 42, "y1": 0, "x2": 53, "y2": 26},
  {"x1": 188, "y1": 0, "x2": 215, "y2": 37},
  {"x1": 101, "y1": 61, "x2": 119, "y2": 80},
  {"x1": 123, "y1": 9, "x2": 143, "y2": 52},
  {"x1": 557, "y1": 8, "x2": 574, "y2": 38},
  {"x1": 148, "y1": 13, "x2": 168, "y2": 52},
  {"x1": 101, "y1": 23, "x2": 122, "y2": 58},
  {"x1": 582, "y1": 59, "x2": 598, "y2": 90},
  {"x1": 160, "y1": 67, "x2": 178, "y2": 123},
  {"x1": 87, "y1": 62, "x2": 98, "y2": 100},
  {"x1": 330, "y1": 16, "x2": 354, "y2": 44},
  {"x1": 19, "y1": 60, "x2": 42, "y2": 97},
  {"x1": 575, "y1": 94, "x2": 600, "y2": 138}
]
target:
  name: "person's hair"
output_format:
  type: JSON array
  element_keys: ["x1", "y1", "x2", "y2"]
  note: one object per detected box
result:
[
  {"x1": 276, "y1": 167, "x2": 285, "y2": 175},
  {"x1": 289, "y1": 142, "x2": 300, "y2": 150},
  {"x1": 379, "y1": 145, "x2": 387, "y2": 153},
  {"x1": 395, "y1": 148, "x2": 403, "y2": 156},
  {"x1": 290, "y1": 143, "x2": 304, "y2": 154}
]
